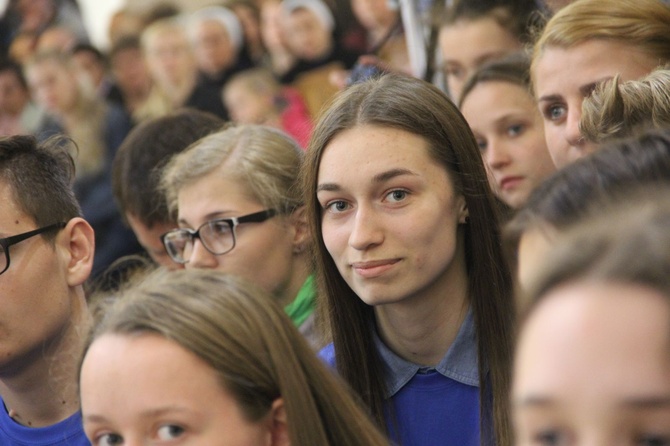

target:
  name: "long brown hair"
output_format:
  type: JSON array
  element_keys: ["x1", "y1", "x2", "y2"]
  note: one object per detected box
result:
[
  {"x1": 85, "y1": 268, "x2": 389, "y2": 446},
  {"x1": 301, "y1": 73, "x2": 514, "y2": 445}
]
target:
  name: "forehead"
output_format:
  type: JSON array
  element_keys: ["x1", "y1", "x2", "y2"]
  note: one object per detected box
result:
[
  {"x1": 317, "y1": 125, "x2": 446, "y2": 183},
  {"x1": 534, "y1": 39, "x2": 659, "y2": 94},
  {"x1": 515, "y1": 281, "x2": 670, "y2": 395},
  {"x1": 440, "y1": 16, "x2": 519, "y2": 54}
]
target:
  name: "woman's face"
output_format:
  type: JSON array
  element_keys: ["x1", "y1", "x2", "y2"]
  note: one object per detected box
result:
[
  {"x1": 26, "y1": 59, "x2": 78, "y2": 114},
  {"x1": 513, "y1": 281, "x2": 670, "y2": 445},
  {"x1": 81, "y1": 333, "x2": 274, "y2": 446},
  {"x1": 176, "y1": 169, "x2": 300, "y2": 303},
  {"x1": 439, "y1": 16, "x2": 521, "y2": 102},
  {"x1": 460, "y1": 81, "x2": 556, "y2": 208},
  {"x1": 282, "y1": 8, "x2": 332, "y2": 61},
  {"x1": 192, "y1": 20, "x2": 236, "y2": 77},
  {"x1": 316, "y1": 125, "x2": 469, "y2": 307},
  {"x1": 144, "y1": 30, "x2": 196, "y2": 87},
  {"x1": 533, "y1": 39, "x2": 659, "y2": 169}
]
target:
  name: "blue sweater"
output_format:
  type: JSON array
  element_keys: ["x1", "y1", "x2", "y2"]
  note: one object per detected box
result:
[
  {"x1": 320, "y1": 311, "x2": 488, "y2": 446},
  {"x1": 0, "y1": 398, "x2": 88, "y2": 446}
]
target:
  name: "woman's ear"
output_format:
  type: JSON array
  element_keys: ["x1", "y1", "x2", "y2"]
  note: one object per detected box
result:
[
  {"x1": 457, "y1": 196, "x2": 469, "y2": 224},
  {"x1": 58, "y1": 217, "x2": 95, "y2": 287},
  {"x1": 288, "y1": 206, "x2": 310, "y2": 254},
  {"x1": 269, "y1": 398, "x2": 289, "y2": 446}
]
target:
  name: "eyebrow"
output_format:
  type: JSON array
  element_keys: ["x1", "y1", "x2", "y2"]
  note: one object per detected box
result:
[
  {"x1": 579, "y1": 77, "x2": 613, "y2": 97},
  {"x1": 515, "y1": 396, "x2": 670, "y2": 409},
  {"x1": 177, "y1": 211, "x2": 231, "y2": 226},
  {"x1": 621, "y1": 396, "x2": 670, "y2": 409},
  {"x1": 514, "y1": 396, "x2": 556, "y2": 408},
  {"x1": 317, "y1": 168, "x2": 418, "y2": 193},
  {"x1": 84, "y1": 406, "x2": 196, "y2": 424},
  {"x1": 537, "y1": 94, "x2": 562, "y2": 104}
]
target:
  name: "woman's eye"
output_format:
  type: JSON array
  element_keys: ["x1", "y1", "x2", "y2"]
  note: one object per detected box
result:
[
  {"x1": 95, "y1": 433, "x2": 124, "y2": 446},
  {"x1": 507, "y1": 124, "x2": 524, "y2": 137},
  {"x1": 156, "y1": 424, "x2": 185, "y2": 441},
  {"x1": 636, "y1": 434, "x2": 670, "y2": 446},
  {"x1": 476, "y1": 138, "x2": 488, "y2": 152},
  {"x1": 532, "y1": 430, "x2": 565, "y2": 446},
  {"x1": 210, "y1": 220, "x2": 232, "y2": 235},
  {"x1": 443, "y1": 64, "x2": 463, "y2": 79},
  {"x1": 325, "y1": 200, "x2": 349, "y2": 213},
  {"x1": 385, "y1": 189, "x2": 408, "y2": 203},
  {"x1": 543, "y1": 104, "x2": 566, "y2": 122}
]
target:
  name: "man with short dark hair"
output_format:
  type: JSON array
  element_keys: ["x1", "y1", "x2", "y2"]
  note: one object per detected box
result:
[
  {"x1": 112, "y1": 108, "x2": 223, "y2": 267},
  {"x1": 0, "y1": 135, "x2": 93, "y2": 445}
]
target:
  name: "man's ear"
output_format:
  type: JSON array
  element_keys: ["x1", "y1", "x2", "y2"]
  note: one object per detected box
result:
[
  {"x1": 288, "y1": 206, "x2": 310, "y2": 254},
  {"x1": 269, "y1": 398, "x2": 289, "y2": 446},
  {"x1": 59, "y1": 217, "x2": 95, "y2": 287}
]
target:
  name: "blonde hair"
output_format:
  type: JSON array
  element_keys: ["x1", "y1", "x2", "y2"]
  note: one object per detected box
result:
[
  {"x1": 25, "y1": 51, "x2": 108, "y2": 179},
  {"x1": 161, "y1": 124, "x2": 304, "y2": 218},
  {"x1": 531, "y1": 0, "x2": 670, "y2": 75},
  {"x1": 85, "y1": 268, "x2": 389, "y2": 446},
  {"x1": 580, "y1": 67, "x2": 670, "y2": 143}
]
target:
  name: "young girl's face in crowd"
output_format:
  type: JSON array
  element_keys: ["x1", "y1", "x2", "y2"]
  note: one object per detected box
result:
[
  {"x1": 175, "y1": 169, "x2": 300, "y2": 306},
  {"x1": 191, "y1": 19, "x2": 236, "y2": 76},
  {"x1": 461, "y1": 81, "x2": 556, "y2": 208},
  {"x1": 81, "y1": 334, "x2": 274, "y2": 446},
  {"x1": 282, "y1": 8, "x2": 332, "y2": 61},
  {"x1": 144, "y1": 30, "x2": 195, "y2": 87},
  {"x1": 316, "y1": 125, "x2": 469, "y2": 307},
  {"x1": 513, "y1": 281, "x2": 670, "y2": 445},
  {"x1": 439, "y1": 16, "x2": 521, "y2": 102},
  {"x1": 533, "y1": 39, "x2": 659, "y2": 168},
  {"x1": 26, "y1": 59, "x2": 78, "y2": 114}
]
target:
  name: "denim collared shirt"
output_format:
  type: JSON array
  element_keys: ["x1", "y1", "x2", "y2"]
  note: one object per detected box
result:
[{"x1": 375, "y1": 309, "x2": 480, "y2": 397}]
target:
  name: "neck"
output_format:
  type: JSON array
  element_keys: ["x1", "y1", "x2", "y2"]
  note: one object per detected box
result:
[
  {"x1": 0, "y1": 291, "x2": 89, "y2": 427},
  {"x1": 278, "y1": 254, "x2": 311, "y2": 308},
  {"x1": 375, "y1": 242, "x2": 469, "y2": 366}
]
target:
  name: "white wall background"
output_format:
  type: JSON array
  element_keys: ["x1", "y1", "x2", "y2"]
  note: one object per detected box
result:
[{"x1": 79, "y1": 0, "x2": 125, "y2": 50}]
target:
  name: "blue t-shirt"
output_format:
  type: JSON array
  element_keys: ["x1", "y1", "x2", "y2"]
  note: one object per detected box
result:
[
  {"x1": 320, "y1": 311, "x2": 489, "y2": 446},
  {"x1": 0, "y1": 398, "x2": 88, "y2": 446}
]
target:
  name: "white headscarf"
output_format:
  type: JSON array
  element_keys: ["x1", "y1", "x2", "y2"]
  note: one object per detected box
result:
[
  {"x1": 188, "y1": 6, "x2": 244, "y2": 52},
  {"x1": 282, "y1": 0, "x2": 335, "y2": 32}
]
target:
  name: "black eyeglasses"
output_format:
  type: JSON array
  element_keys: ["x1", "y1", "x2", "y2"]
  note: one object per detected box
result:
[
  {"x1": 0, "y1": 222, "x2": 67, "y2": 275},
  {"x1": 161, "y1": 209, "x2": 277, "y2": 264}
]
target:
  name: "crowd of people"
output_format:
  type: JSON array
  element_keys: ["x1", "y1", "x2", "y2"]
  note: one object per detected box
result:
[{"x1": 0, "y1": 0, "x2": 669, "y2": 445}]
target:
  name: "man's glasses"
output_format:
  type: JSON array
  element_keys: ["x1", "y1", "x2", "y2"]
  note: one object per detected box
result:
[
  {"x1": 161, "y1": 209, "x2": 277, "y2": 264},
  {"x1": 0, "y1": 222, "x2": 67, "y2": 275}
]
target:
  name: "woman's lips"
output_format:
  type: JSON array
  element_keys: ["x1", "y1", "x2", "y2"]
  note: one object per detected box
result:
[
  {"x1": 351, "y1": 259, "x2": 399, "y2": 278},
  {"x1": 500, "y1": 176, "x2": 524, "y2": 191}
]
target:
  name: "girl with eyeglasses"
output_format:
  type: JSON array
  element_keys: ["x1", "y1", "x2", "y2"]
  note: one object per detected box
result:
[{"x1": 160, "y1": 124, "x2": 318, "y2": 347}]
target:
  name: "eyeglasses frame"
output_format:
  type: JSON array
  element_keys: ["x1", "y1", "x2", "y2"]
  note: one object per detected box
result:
[
  {"x1": 161, "y1": 209, "x2": 277, "y2": 264},
  {"x1": 0, "y1": 222, "x2": 67, "y2": 275}
]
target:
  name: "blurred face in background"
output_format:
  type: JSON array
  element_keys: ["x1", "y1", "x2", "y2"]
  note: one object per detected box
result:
[
  {"x1": 191, "y1": 19, "x2": 237, "y2": 77},
  {"x1": 0, "y1": 70, "x2": 29, "y2": 116},
  {"x1": 282, "y1": 8, "x2": 332, "y2": 61},
  {"x1": 144, "y1": 29, "x2": 196, "y2": 88},
  {"x1": 460, "y1": 81, "x2": 556, "y2": 208},
  {"x1": 26, "y1": 58, "x2": 79, "y2": 114},
  {"x1": 439, "y1": 16, "x2": 521, "y2": 102}
]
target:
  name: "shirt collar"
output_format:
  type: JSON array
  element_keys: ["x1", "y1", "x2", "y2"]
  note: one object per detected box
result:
[{"x1": 374, "y1": 309, "x2": 480, "y2": 397}]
